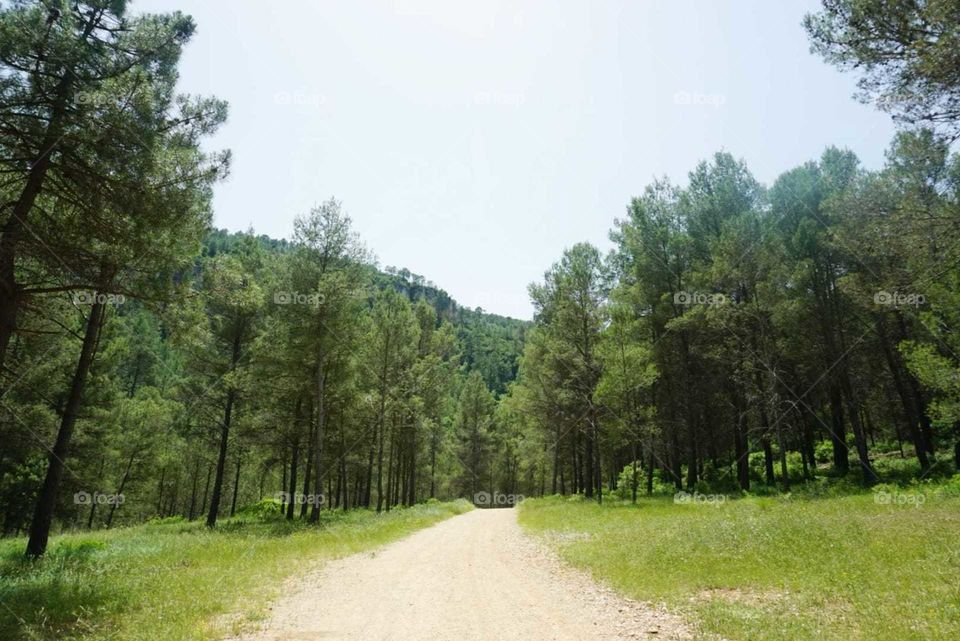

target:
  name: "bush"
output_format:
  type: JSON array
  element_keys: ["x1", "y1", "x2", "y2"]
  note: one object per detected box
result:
[
  {"x1": 815, "y1": 440, "x2": 834, "y2": 464},
  {"x1": 699, "y1": 462, "x2": 741, "y2": 493},
  {"x1": 931, "y1": 474, "x2": 960, "y2": 498},
  {"x1": 748, "y1": 451, "x2": 770, "y2": 483},
  {"x1": 613, "y1": 462, "x2": 644, "y2": 500},
  {"x1": 234, "y1": 498, "x2": 285, "y2": 521},
  {"x1": 872, "y1": 456, "x2": 921, "y2": 484}
]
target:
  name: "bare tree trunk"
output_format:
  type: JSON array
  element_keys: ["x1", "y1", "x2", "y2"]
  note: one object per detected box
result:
[
  {"x1": 26, "y1": 293, "x2": 106, "y2": 557},
  {"x1": 200, "y1": 464, "x2": 212, "y2": 517},
  {"x1": 188, "y1": 456, "x2": 200, "y2": 520},
  {"x1": 734, "y1": 402, "x2": 750, "y2": 490},
  {"x1": 365, "y1": 442, "x2": 374, "y2": 508},
  {"x1": 311, "y1": 360, "x2": 326, "y2": 522},
  {"x1": 207, "y1": 330, "x2": 242, "y2": 528},
  {"x1": 156, "y1": 466, "x2": 166, "y2": 516},
  {"x1": 776, "y1": 425, "x2": 790, "y2": 492},
  {"x1": 761, "y1": 436, "x2": 775, "y2": 486},
  {"x1": 230, "y1": 448, "x2": 242, "y2": 517},
  {"x1": 301, "y1": 410, "x2": 314, "y2": 518},
  {"x1": 286, "y1": 434, "x2": 299, "y2": 520},
  {"x1": 376, "y1": 414, "x2": 386, "y2": 513}
]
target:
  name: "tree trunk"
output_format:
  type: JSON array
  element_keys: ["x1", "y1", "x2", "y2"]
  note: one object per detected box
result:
[
  {"x1": 301, "y1": 411, "x2": 315, "y2": 518},
  {"x1": 733, "y1": 402, "x2": 750, "y2": 490},
  {"x1": 761, "y1": 436, "x2": 775, "y2": 486},
  {"x1": 364, "y1": 442, "x2": 374, "y2": 508},
  {"x1": 156, "y1": 466, "x2": 166, "y2": 516},
  {"x1": 430, "y1": 430, "x2": 438, "y2": 499},
  {"x1": 286, "y1": 434, "x2": 300, "y2": 520},
  {"x1": 311, "y1": 360, "x2": 326, "y2": 522},
  {"x1": 87, "y1": 458, "x2": 105, "y2": 529},
  {"x1": 876, "y1": 314, "x2": 929, "y2": 469},
  {"x1": 107, "y1": 452, "x2": 136, "y2": 528},
  {"x1": 0, "y1": 74, "x2": 75, "y2": 377},
  {"x1": 230, "y1": 448, "x2": 242, "y2": 517},
  {"x1": 583, "y1": 423, "x2": 594, "y2": 499},
  {"x1": 829, "y1": 384, "x2": 849, "y2": 474},
  {"x1": 188, "y1": 455, "x2": 200, "y2": 520},
  {"x1": 206, "y1": 329, "x2": 242, "y2": 528},
  {"x1": 645, "y1": 443, "x2": 655, "y2": 495},
  {"x1": 25, "y1": 293, "x2": 106, "y2": 557},
  {"x1": 840, "y1": 373, "x2": 879, "y2": 485},
  {"x1": 776, "y1": 426, "x2": 789, "y2": 492},
  {"x1": 200, "y1": 464, "x2": 212, "y2": 516},
  {"x1": 375, "y1": 408, "x2": 386, "y2": 513}
]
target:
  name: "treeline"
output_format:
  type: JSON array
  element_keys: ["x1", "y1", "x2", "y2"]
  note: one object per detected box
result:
[
  {"x1": 489, "y1": 0, "x2": 960, "y2": 502},
  {"x1": 499, "y1": 136, "x2": 960, "y2": 501},
  {"x1": 0, "y1": 198, "x2": 528, "y2": 550},
  {"x1": 0, "y1": 1, "x2": 525, "y2": 556}
]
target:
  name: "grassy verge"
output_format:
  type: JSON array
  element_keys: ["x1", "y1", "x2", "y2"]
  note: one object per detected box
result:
[
  {"x1": 0, "y1": 499, "x2": 472, "y2": 641},
  {"x1": 518, "y1": 484, "x2": 960, "y2": 641}
]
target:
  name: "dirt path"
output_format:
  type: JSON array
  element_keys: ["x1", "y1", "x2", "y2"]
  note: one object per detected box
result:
[{"x1": 230, "y1": 508, "x2": 696, "y2": 641}]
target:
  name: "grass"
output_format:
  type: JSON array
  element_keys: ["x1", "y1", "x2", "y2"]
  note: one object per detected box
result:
[
  {"x1": 518, "y1": 481, "x2": 960, "y2": 641},
  {"x1": 0, "y1": 499, "x2": 472, "y2": 641}
]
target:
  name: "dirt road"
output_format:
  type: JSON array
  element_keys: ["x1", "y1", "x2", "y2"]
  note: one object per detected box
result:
[{"x1": 232, "y1": 508, "x2": 694, "y2": 641}]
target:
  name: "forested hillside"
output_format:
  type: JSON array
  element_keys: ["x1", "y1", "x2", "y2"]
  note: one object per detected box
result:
[{"x1": 0, "y1": 211, "x2": 526, "y2": 546}]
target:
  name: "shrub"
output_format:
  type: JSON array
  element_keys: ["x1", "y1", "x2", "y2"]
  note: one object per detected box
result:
[
  {"x1": 613, "y1": 462, "x2": 645, "y2": 500},
  {"x1": 814, "y1": 440, "x2": 834, "y2": 464},
  {"x1": 234, "y1": 498, "x2": 285, "y2": 521}
]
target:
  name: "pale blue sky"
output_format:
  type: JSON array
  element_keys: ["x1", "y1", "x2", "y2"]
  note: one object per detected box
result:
[{"x1": 138, "y1": 0, "x2": 895, "y2": 320}]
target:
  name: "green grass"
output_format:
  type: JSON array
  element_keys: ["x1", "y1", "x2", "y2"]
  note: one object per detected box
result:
[
  {"x1": 0, "y1": 499, "x2": 472, "y2": 641},
  {"x1": 518, "y1": 484, "x2": 960, "y2": 641}
]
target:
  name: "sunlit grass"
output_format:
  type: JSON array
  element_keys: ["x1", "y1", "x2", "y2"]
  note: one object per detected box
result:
[
  {"x1": 519, "y1": 484, "x2": 960, "y2": 641},
  {"x1": 0, "y1": 499, "x2": 472, "y2": 641}
]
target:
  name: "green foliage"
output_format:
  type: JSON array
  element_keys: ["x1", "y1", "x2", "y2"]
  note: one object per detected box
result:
[
  {"x1": 805, "y1": 0, "x2": 960, "y2": 137},
  {"x1": 233, "y1": 499, "x2": 285, "y2": 522}
]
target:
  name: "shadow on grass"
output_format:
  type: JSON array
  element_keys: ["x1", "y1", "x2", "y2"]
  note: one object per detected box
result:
[{"x1": 0, "y1": 540, "x2": 122, "y2": 641}]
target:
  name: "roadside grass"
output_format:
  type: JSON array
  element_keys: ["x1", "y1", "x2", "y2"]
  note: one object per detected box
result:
[
  {"x1": 0, "y1": 499, "x2": 472, "y2": 641},
  {"x1": 518, "y1": 481, "x2": 960, "y2": 641}
]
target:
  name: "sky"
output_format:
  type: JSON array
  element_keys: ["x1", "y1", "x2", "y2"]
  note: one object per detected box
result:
[{"x1": 137, "y1": 0, "x2": 897, "y2": 320}]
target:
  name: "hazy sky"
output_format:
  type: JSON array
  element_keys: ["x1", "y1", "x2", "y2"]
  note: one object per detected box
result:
[{"x1": 137, "y1": 0, "x2": 896, "y2": 320}]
